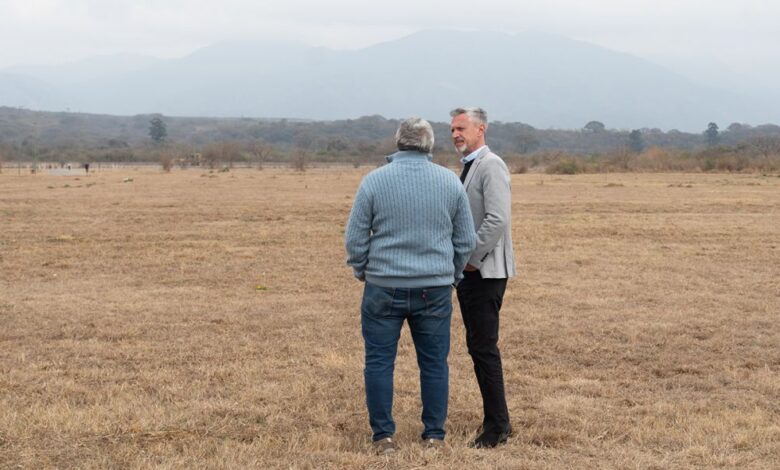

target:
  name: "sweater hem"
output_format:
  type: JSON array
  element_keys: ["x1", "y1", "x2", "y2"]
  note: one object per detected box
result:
[{"x1": 365, "y1": 274, "x2": 453, "y2": 289}]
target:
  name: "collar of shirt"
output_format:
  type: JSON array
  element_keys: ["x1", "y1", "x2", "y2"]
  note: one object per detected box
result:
[{"x1": 461, "y1": 145, "x2": 486, "y2": 164}]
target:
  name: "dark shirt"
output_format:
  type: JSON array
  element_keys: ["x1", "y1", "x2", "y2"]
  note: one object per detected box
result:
[{"x1": 460, "y1": 160, "x2": 473, "y2": 184}]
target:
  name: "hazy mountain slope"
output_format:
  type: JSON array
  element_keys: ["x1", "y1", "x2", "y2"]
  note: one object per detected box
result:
[
  {"x1": 4, "y1": 53, "x2": 163, "y2": 85},
  {"x1": 0, "y1": 73, "x2": 68, "y2": 110},
  {"x1": 67, "y1": 40, "x2": 337, "y2": 117},
  {"x1": 0, "y1": 30, "x2": 776, "y2": 130},
  {"x1": 320, "y1": 30, "x2": 766, "y2": 129}
]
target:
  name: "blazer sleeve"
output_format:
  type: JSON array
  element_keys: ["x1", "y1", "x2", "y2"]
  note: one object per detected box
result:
[{"x1": 468, "y1": 158, "x2": 511, "y2": 268}]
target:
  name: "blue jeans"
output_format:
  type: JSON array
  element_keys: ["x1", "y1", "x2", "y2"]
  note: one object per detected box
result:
[{"x1": 361, "y1": 282, "x2": 452, "y2": 441}]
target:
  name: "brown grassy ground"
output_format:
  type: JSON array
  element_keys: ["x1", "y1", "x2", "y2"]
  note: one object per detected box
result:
[{"x1": 1, "y1": 167, "x2": 778, "y2": 469}]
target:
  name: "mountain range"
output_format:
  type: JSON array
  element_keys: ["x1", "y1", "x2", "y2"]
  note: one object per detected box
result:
[{"x1": 1, "y1": 30, "x2": 777, "y2": 131}]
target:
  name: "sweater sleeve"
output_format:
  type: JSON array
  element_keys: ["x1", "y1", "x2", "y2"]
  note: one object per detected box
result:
[
  {"x1": 452, "y1": 187, "x2": 477, "y2": 284},
  {"x1": 344, "y1": 182, "x2": 373, "y2": 281}
]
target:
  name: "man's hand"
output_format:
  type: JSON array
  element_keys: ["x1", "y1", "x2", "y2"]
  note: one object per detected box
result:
[{"x1": 464, "y1": 264, "x2": 478, "y2": 272}]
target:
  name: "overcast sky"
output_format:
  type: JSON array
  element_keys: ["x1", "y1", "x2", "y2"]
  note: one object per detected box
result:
[{"x1": 1, "y1": 0, "x2": 778, "y2": 71}]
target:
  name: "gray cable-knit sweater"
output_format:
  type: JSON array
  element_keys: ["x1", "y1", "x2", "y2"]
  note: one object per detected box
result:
[{"x1": 345, "y1": 151, "x2": 477, "y2": 288}]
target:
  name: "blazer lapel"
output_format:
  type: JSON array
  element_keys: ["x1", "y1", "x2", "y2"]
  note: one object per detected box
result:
[{"x1": 463, "y1": 146, "x2": 491, "y2": 189}]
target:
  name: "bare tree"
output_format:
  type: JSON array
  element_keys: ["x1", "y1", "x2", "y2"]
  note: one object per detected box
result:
[
  {"x1": 203, "y1": 141, "x2": 242, "y2": 169},
  {"x1": 292, "y1": 149, "x2": 308, "y2": 172},
  {"x1": 514, "y1": 126, "x2": 540, "y2": 154},
  {"x1": 248, "y1": 139, "x2": 272, "y2": 170},
  {"x1": 750, "y1": 136, "x2": 780, "y2": 159}
]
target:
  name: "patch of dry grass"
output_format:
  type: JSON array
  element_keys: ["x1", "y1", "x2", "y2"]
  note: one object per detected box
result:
[{"x1": 1, "y1": 168, "x2": 778, "y2": 468}]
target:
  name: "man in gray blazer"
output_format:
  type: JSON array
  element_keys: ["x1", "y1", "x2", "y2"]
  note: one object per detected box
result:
[{"x1": 450, "y1": 107, "x2": 516, "y2": 448}]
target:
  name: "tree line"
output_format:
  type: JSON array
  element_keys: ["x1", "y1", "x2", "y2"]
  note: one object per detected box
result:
[{"x1": 1, "y1": 107, "x2": 779, "y2": 173}]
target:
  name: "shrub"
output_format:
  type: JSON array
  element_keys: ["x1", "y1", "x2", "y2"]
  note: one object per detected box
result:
[
  {"x1": 160, "y1": 153, "x2": 174, "y2": 172},
  {"x1": 714, "y1": 155, "x2": 750, "y2": 172},
  {"x1": 504, "y1": 155, "x2": 529, "y2": 174},
  {"x1": 633, "y1": 147, "x2": 699, "y2": 172},
  {"x1": 604, "y1": 148, "x2": 633, "y2": 171},
  {"x1": 546, "y1": 159, "x2": 581, "y2": 174}
]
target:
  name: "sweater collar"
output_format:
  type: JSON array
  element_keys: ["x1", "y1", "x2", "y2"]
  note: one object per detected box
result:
[{"x1": 385, "y1": 150, "x2": 433, "y2": 163}]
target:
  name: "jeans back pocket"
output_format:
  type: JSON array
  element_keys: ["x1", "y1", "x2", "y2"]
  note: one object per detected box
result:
[
  {"x1": 361, "y1": 283, "x2": 396, "y2": 319},
  {"x1": 423, "y1": 286, "x2": 453, "y2": 318}
]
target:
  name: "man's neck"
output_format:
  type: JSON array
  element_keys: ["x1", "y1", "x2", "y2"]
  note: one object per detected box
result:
[
  {"x1": 465, "y1": 139, "x2": 486, "y2": 155},
  {"x1": 461, "y1": 145, "x2": 487, "y2": 163}
]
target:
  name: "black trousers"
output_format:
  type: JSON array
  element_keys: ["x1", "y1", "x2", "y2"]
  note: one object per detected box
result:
[{"x1": 456, "y1": 270, "x2": 510, "y2": 434}]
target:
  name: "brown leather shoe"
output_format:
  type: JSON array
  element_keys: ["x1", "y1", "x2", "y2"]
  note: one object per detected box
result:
[
  {"x1": 372, "y1": 437, "x2": 397, "y2": 455},
  {"x1": 422, "y1": 438, "x2": 445, "y2": 450}
]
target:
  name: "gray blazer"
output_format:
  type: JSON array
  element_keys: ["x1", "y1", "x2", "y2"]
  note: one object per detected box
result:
[{"x1": 463, "y1": 146, "x2": 516, "y2": 279}]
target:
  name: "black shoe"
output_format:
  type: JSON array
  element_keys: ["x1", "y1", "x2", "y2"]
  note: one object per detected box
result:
[
  {"x1": 475, "y1": 424, "x2": 513, "y2": 436},
  {"x1": 469, "y1": 425, "x2": 512, "y2": 449}
]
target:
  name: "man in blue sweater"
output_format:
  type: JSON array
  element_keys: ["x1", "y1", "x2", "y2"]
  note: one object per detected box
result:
[{"x1": 345, "y1": 117, "x2": 477, "y2": 454}]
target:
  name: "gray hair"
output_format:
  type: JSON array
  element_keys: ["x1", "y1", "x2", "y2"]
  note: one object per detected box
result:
[
  {"x1": 450, "y1": 107, "x2": 489, "y2": 129},
  {"x1": 395, "y1": 117, "x2": 435, "y2": 153}
]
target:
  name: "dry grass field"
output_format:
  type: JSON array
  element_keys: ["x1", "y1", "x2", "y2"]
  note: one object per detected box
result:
[{"x1": 1, "y1": 167, "x2": 779, "y2": 469}]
